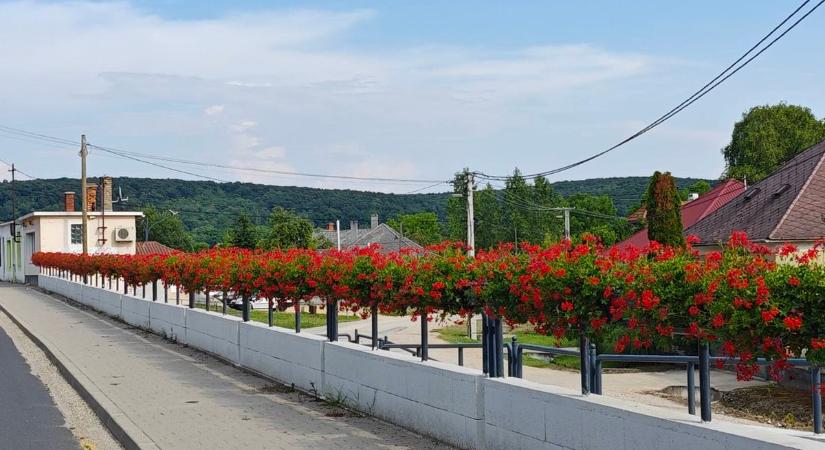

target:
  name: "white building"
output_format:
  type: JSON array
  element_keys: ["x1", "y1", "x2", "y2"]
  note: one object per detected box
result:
[{"x1": 0, "y1": 178, "x2": 143, "y2": 284}]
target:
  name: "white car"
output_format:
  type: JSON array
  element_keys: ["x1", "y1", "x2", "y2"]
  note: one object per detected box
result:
[{"x1": 227, "y1": 296, "x2": 271, "y2": 310}]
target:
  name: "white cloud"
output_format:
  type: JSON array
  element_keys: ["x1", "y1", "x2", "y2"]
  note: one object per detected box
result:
[
  {"x1": 0, "y1": 1, "x2": 684, "y2": 190},
  {"x1": 204, "y1": 105, "x2": 225, "y2": 116}
]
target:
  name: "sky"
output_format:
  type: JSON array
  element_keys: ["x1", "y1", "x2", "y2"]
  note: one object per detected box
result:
[{"x1": 1, "y1": 0, "x2": 823, "y2": 193}]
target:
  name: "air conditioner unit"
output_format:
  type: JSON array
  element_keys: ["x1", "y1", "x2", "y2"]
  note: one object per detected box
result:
[{"x1": 114, "y1": 227, "x2": 134, "y2": 242}]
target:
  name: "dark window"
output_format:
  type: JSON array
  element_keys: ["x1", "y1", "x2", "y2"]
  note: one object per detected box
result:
[{"x1": 71, "y1": 224, "x2": 83, "y2": 245}]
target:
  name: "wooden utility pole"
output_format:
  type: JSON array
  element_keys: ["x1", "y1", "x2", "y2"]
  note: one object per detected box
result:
[{"x1": 80, "y1": 135, "x2": 89, "y2": 255}]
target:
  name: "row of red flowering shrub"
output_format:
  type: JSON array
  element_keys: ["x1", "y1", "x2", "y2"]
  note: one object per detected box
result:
[{"x1": 31, "y1": 232, "x2": 825, "y2": 380}]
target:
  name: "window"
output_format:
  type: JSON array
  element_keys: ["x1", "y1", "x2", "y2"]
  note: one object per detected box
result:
[{"x1": 71, "y1": 224, "x2": 83, "y2": 245}]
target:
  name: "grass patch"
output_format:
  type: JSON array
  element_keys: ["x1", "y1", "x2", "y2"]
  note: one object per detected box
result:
[{"x1": 205, "y1": 303, "x2": 360, "y2": 329}]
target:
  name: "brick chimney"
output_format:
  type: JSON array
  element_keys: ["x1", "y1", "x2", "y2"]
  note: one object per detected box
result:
[
  {"x1": 64, "y1": 192, "x2": 76, "y2": 212},
  {"x1": 85, "y1": 185, "x2": 97, "y2": 212},
  {"x1": 102, "y1": 176, "x2": 113, "y2": 212},
  {"x1": 370, "y1": 214, "x2": 379, "y2": 229},
  {"x1": 327, "y1": 222, "x2": 335, "y2": 231}
]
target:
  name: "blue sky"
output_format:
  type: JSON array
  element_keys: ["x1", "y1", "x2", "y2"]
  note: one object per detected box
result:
[{"x1": 1, "y1": 1, "x2": 823, "y2": 192}]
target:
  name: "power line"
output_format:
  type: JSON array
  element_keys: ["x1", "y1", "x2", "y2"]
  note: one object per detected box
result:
[
  {"x1": 0, "y1": 124, "x2": 451, "y2": 185},
  {"x1": 477, "y1": 0, "x2": 824, "y2": 182}
]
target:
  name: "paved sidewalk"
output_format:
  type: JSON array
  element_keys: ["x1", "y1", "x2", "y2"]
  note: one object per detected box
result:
[{"x1": 0, "y1": 285, "x2": 452, "y2": 450}]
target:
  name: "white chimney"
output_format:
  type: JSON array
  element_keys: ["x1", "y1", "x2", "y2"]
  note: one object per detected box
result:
[
  {"x1": 688, "y1": 193, "x2": 699, "y2": 202},
  {"x1": 371, "y1": 214, "x2": 379, "y2": 229}
]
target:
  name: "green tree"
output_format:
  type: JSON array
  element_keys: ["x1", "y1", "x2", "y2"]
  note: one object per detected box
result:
[
  {"x1": 227, "y1": 213, "x2": 258, "y2": 249},
  {"x1": 566, "y1": 194, "x2": 629, "y2": 245},
  {"x1": 502, "y1": 169, "x2": 531, "y2": 245},
  {"x1": 258, "y1": 207, "x2": 321, "y2": 250},
  {"x1": 474, "y1": 184, "x2": 503, "y2": 249},
  {"x1": 137, "y1": 207, "x2": 196, "y2": 251},
  {"x1": 679, "y1": 180, "x2": 712, "y2": 201},
  {"x1": 723, "y1": 104, "x2": 825, "y2": 182},
  {"x1": 445, "y1": 170, "x2": 471, "y2": 242},
  {"x1": 645, "y1": 172, "x2": 684, "y2": 247},
  {"x1": 387, "y1": 212, "x2": 443, "y2": 246},
  {"x1": 531, "y1": 176, "x2": 565, "y2": 243}
]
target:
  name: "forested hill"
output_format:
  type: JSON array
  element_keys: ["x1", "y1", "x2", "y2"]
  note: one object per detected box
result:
[{"x1": 1, "y1": 176, "x2": 710, "y2": 244}]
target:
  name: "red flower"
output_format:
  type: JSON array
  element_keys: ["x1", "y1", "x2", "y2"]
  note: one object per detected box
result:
[
  {"x1": 560, "y1": 301, "x2": 574, "y2": 312},
  {"x1": 688, "y1": 305, "x2": 700, "y2": 316},
  {"x1": 711, "y1": 314, "x2": 725, "y2": 328},
  {"x1": 788, "y1": 276, "x2": 800, "y2": 287},
  {"x1": 783, "y1": 316, "x2": 802, "y2": 331}
]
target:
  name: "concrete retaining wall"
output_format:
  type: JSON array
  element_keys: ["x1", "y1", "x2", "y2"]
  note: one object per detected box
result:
[
  {"x1": 239, "y1": 321, "x2": 325, "y2": 392},
  {"x1": 38, "y1": 275, "x2": 820, "y2": 450},
  {"x1": 148, "y1": 301, "x2": 187, "y2": 342},
  {"x1": 323, "y1": 341, "x2": 484, "y2": 449},
  {"x1": 185, "y1": 309, "x2": 241, "y2": 364}
]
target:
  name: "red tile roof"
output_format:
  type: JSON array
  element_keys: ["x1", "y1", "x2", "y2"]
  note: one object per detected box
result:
[
  {"x1": 613, "y1": 179, "x2": 745, "y2": 250},
  {"x1": 686, "y1": 139, "x2": 825, "y2": 244},
  {"x1": 136, "y1": 241, "x2": 177, "y2": 256}
]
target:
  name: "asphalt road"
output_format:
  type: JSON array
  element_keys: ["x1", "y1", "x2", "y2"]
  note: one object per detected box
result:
[{"x1": 0, "y1": 324, "x2": 79, "y2": 449}]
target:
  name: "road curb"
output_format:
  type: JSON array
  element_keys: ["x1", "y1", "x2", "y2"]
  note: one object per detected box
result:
[{"x1": 0, "y1": 289, "x2": 159, "y2": 450}]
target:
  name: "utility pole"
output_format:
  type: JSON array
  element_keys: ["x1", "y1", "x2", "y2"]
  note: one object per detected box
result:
[
  {"x1": 80, "y1": 135, "x2": 89, "y2": 255},
  {"x1": 563, "y1": 207, "x2": 571, "y2": 241},
  {"x1": 8, "y1": 164, "x2": 18, "y2": 243},
  {"x1": 465, "y1": 170, "x2": 477, "y2": 338},
  {"x1": 466, "y1": 171, "x2": 475, "y2": 257}
]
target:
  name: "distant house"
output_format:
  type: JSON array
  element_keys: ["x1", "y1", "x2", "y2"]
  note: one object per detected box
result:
[
  {"x1": 0, "y1": 177, "x2": 142, "y2": 284},
  {"x1": 136, "y1": 241, "x2": 177, "y2": 256},
  {"x1": 613, "y1": 179, "x2": 745, "y2": 250},
  {"x1": 686, "y1": 139, "x2": 825, "y2": 251},
  {"x1": 316, "y1": 214, "x2": 423, "y2": 254}
]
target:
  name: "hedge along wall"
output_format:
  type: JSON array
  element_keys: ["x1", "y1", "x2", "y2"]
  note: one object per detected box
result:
[
  {"x1": 37, "y1": 274, "x2": 820, "y2": 450},
  {"x1": 32, "y1": 235, "x2": 825, "y2": 382}
]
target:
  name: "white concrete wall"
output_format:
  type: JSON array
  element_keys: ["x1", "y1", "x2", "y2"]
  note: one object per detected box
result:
[
  {"x1": 323, "y1": 341, "x2": 484, "y2": 449},
  {"x1": 38, "y1": 275, "x2": 823, "y2": 450},
  {"x1": 239, "y1": 321, "x2": 325, "y2": 393},
  {"x1": 185, "y1": 309, "x2": 241, "y2": 364},
  {"x1": 121, "y1": 294, "x2": 151, "y2": 329},
  {"x1": 482, "y1": 377, "x2": 810, "y2": 450},
  {"x1": 148, "y1": 301, "x2": 186, "y2": 342}
]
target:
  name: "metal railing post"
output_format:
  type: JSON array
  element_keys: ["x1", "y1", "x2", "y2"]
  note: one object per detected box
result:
[
  {"x1": 579, "y1": 330, "x2": 591, "y2": 395},
  {"x1": 222, "y1": 291, "x2": 227, "y2": 314},
  {"x1": 699, "y1": 342, "x2": 712, "y2": 422},
  {"x1": 687, "y1": 362, "x2": 696, "y2": 415},
  {"x1": 371, "y1": 305, "x2": 379, "y2": 350},
  {"x1": 481, "y1": 315, "x2": 489, "y2": 374},
  {"x1": 327, "y1": 299, "x2": 338, "y2": 341},
  {"x1": 420, "y1": 313, "x2": 429, "y2": 361},
  {"x1": 294, "y1": 301, "x2": 301, "y2": 333},
  {"x1": 458, "y1": 347, "x2": 464, "y2": 366},
  {"x1": 268, "y1": 299, "x2": 273, "y2": 327},
  {"x1": 242, "y1": 295, "x2": 250, "y2": 322},
  {"x1": 495, "y1": 318, "x2": 504, "y2": 377},
  {"x1": 589, "y1": 343, "x2": 600, "y2": 394},
  {"x1": 812, "y1": 366, "x2": 822, "y2": 434},
  {"x1": 508, "y1": 336, "x2": 518, "y2": 376}
]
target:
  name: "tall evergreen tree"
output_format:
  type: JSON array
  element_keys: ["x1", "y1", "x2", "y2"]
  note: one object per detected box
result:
[
  {"x1": 228, "y1": 213, "x2": 258, "y2": 249},
  {"x1": 502, "y1": 169, "x2": 531, "y2": 245},
  {"x1": 474, "y1": 184, "x2": 502, "y2": 249},
  {"x1": 645, "y1": 172, "x2": 684, "y2": 247}
]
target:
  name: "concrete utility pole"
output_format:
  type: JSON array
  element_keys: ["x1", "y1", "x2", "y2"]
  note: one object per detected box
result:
[
  {"x1": 563, "y1": 207, "x2": 571, "y2": 241},
  {"x1": 466, "y1": 171, "x2": 475, "y2": 257},
  {"x1": 8, "y1": 164, "x2": 16, "y2": 240},
  {"x1": 80, "y1": 135, "x2": 89, "y2": 255}
]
